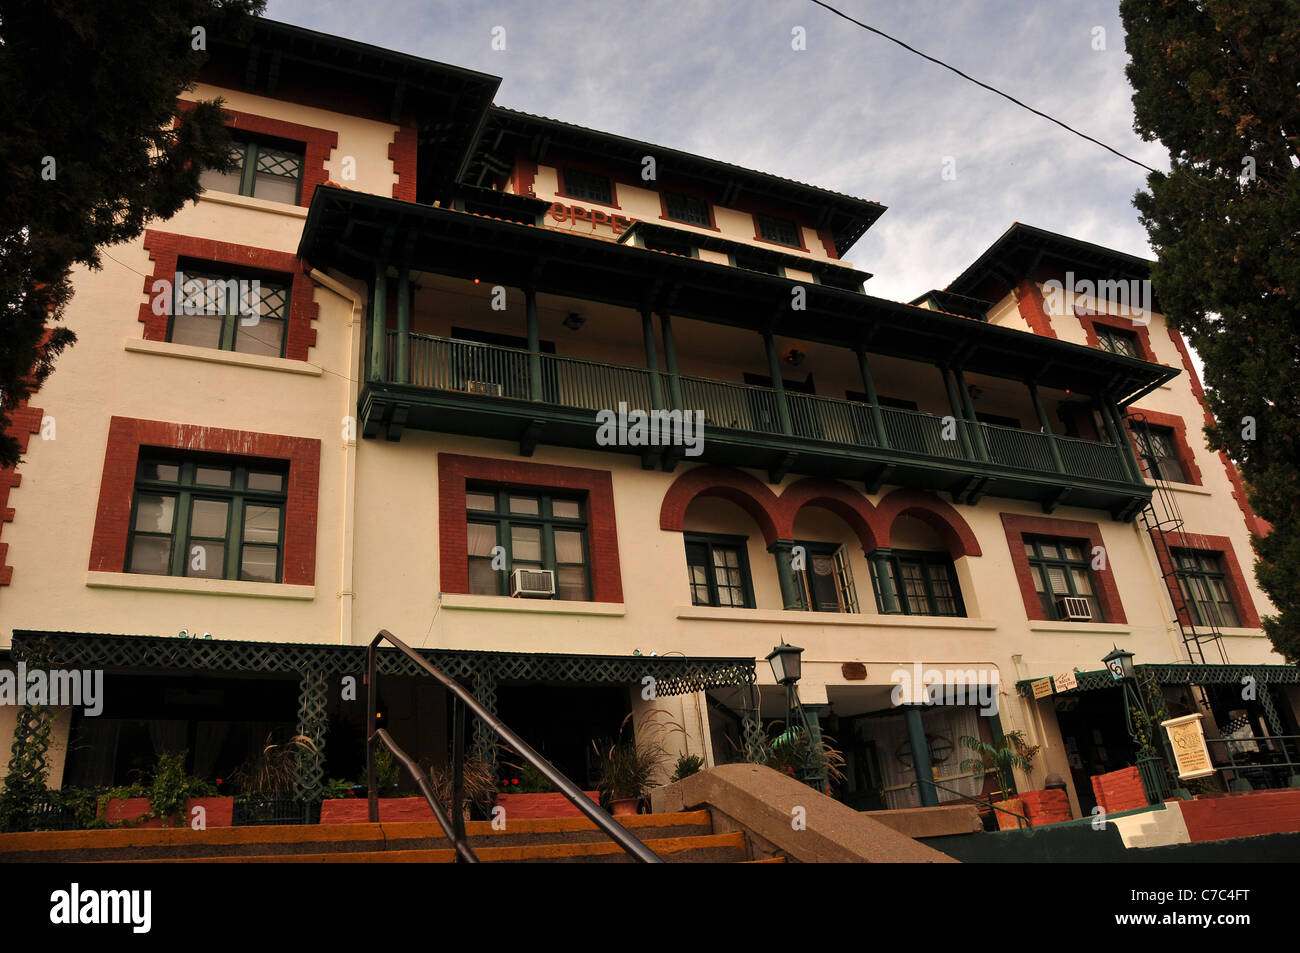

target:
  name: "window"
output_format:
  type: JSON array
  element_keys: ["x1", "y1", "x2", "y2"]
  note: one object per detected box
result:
[
  {"x1": 755, "y1": 213, "x2": 801, "y2": 248},
  {"x1": 561, "y1": 167, "x2": 613, "y2": 205},
  {"x1": 1132, "y1": 423, "x2": 1187, "y2": 483},
  {"x1": 871, "y1": 551, "x2": 965, "y2": 616},
  {"x1": 733, "y1": 252, "x2": 782, "y2": 276},
  {"x1": 168, "y1": 266, "x2": 289, "y2": 357},
  {"x1": 1024, "y1": 537, "x2": 1103, "y2": 621},
  {"x1": 684, "y1": 533, "x2": 754, "y2": 608},
  {"x1": 466, "y1": 489, "x2": 590, "y2": 600},
  {"x1": 1095, "y1": 326, "x2": 1139, "y2": 358},
  {"x1": 662, "y1": 190, "x2": 711, "y2": 227},
  {"x1": 199, "y1": 135, "x2": 304, "y2": 204},
  {"x1": 127, "y1": 455, "x2": 286, "y2": 582},
  {"x1": 1174, "y1": 550, "x2": 1241, "y2": 628},
  {"x1": 793, "y1": 542, "x2": 859, "y2": 612}
]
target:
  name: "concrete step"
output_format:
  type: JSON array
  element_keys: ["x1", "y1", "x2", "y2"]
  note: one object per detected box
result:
[
  {"x1": 114, "y1": 831, "x2": 749, "y2": 863},
  {"x1": 0, "y1": 810, "x2": 717, "y2": 863}
]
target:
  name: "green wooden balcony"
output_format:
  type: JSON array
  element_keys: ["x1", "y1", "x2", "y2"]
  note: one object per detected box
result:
[{"x1": 362, "y1": 331, "x2": 1149, "y2": 517}]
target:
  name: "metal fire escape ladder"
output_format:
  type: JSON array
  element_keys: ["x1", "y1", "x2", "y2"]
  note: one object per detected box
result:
[{"x1": 1127, "y1": 412, "x2": 1229, "y2": 670}]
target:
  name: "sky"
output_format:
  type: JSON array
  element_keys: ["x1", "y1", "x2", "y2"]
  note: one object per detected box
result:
[{"x1": 263, "y1": 0, "x2": 1171, "y2": 308}]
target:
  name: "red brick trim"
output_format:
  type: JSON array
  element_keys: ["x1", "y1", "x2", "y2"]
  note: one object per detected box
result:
[
  {"x1": 1015, "y1": 280, "x2": 1057, "y2": 339},
  {"x1": 659, "y1": 466, "x2": 781, "y2": 547},
  {"x1": 1147, "y1": 530, "x2": 1261, "y2": 629},
  {"x1": 137, "y1": 230, "x2": 319, "y2": 361},
  {"x1": 1076, "y1": 307, "x2": 1159, "y2": 363},
  {"x1": 1165, "y1": 327, "x2": 1269, "y2": 537},
  {"x1": 1125, "y1": 406, "x2": 1203, "y2": 486},
  {"x1": 999, "y1": 513, "x2": 1126, "y2": 623},
  {"x1": 438, "y1": 453, "x2": 623, "y2": 603},
  {"x1": 815, "y1": 228, "x2": 840, "y2": 260},
  {"x1": 777, "y1": 478, "x2": 879, "y2": 553},
  {"x1": 177, "y1": 100, "x2": 337, "y2": 207},
  {"x1": 1180, "y1": 788, "x2": 1300, "y2": 842},
  {"x1": 512, "y1": 152, "x2": 538, "y2": 197},
  {"x1": 388, "y1": 121, "x2": 418, "y2": 201},
  {"x1": 876, "y1": 488, "x2": 982, "y2": 558},
  {"x1": 0, "y1": 403, "x2": 46, "y2": 586},
  {"x1": 89, "y1": 417, "x2": 320, "y2": 585}
]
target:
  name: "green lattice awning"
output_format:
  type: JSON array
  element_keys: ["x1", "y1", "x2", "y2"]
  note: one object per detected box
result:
[{"x1": 1016, "y1": 662, "x2": 1300, "y2": 697}]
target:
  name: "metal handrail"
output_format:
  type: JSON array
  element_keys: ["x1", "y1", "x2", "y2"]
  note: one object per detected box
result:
[
  {"x1": 366, "y1": 628, "x2": 661, "y2": 863},
  {"x1": 910, "y1": 777, "x2": 1031, "y2": 829}
]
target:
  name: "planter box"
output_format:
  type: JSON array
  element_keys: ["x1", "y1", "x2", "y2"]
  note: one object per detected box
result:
[
  {"x1": 101, "y1": 796, "x2": 233, "y2": 828},
  {"x1": 1019, "y1": 789, "x2": 1071, "y2": 827},
  {"x1": 995, "y1": 797, "x2": 1026, "y2": 830},
  {"x1": 320, "y1": 791, "x2": 602, "y2": 824}
]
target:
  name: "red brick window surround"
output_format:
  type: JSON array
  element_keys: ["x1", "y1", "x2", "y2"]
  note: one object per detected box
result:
[
  {"x1": 176, "y1": 100, "x2": 337, "y2": 207},
  {"x1": 1147, "y1": 531, "x2": 1261, "y2": 629},
  {"x1": 1000, "y1": 513, "x2": 1127, "y2": 624},
  {"x1": 90, "y1": 417, "x2": 320, "y2": 585},
  {"x1": 438, "y1": 453, "x2": 623, "y2": 603},
  {"x1": 1075, "y1": 307, "x2": 1160, "y2": 364},
  {"x1": 1125, "y1": 407, "x2": 1202, "y2": 486},
  {"x1": 137, "y1": 230, "x2": 319, "y2": 361}
]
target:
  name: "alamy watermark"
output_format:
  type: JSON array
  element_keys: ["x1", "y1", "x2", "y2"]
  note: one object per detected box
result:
[
  {"x1": 150, "y1": 271, "x2": 264, "y2": 326},
  {"x1": 1041, "y1": 271, "x2": 1152, "y2": 326},
  {"x1": 0, "y1": 663, "x2": 103, "y2": 716},
  {"x1": 595, "y1": 402, "x2": 704, "y2": 456},
  {"x1": 890, "y1": 662, "x2": 999, "y2": 716}
]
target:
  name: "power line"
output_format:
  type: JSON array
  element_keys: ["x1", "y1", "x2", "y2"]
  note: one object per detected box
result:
[{"x1": 806, "y1": 0, "x2": 1160, "y2": 174}]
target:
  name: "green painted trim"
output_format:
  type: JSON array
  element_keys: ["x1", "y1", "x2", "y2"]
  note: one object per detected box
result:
[{"x1": 684, "y1": 532, "x2": 756, "y2": 609}]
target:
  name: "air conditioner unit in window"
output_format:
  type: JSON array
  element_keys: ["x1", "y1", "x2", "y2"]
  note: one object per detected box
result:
[
  {"x1": 510, "y1": 568, "x2": 555, "y2": 598},
  {"x1": 466, "y1": 379, "x2": 503, "y2": 396},
  {"x1": 1057, "y1": 596, "x2": 1093, "y2": 622}
]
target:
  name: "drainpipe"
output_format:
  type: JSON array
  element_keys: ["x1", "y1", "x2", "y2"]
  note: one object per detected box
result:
[{"x1": 311, "y1": 269, "x2": 362, "y2": 646}]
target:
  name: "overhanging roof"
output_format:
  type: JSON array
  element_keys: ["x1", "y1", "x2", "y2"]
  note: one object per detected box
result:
[
  {"x1": 946, "y1": 223, "x2": 1156, "y2": 306},
  {"x1": 464, "y1": 106, "x2": 886, "y2": 257},
  {"x1": 300, "y1": 186, "x2": 1178, "y2": 403}
]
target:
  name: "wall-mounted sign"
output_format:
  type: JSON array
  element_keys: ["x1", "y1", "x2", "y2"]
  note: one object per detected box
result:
[
  {"x1": 1054, "y1": 671, "x2": 1078, "y2": 693},
  {"x1": 1031, "y1": 677, "x2": 1053, "y2": 699},
  {"x1": 550, "y1": 202, "x2": 634, "y2": 235},
  {"x1": 1161, "y1": 713, "x2": 1215, "y2": 780}
]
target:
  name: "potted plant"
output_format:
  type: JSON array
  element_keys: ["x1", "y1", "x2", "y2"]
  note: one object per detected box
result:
[
  {"x1": 427, "y1": 756, "x2": 498, "y2": 821},
  {"x1": 593, "y1": 714, "x2": 672, "y2": 815},
  {"x1": 760, "y1": 722, "x2": 847, "y2": 795},
  {"x1": 100, "y1": 750, "x2": 228, "y2": 828},
  {"x1": 229, "y1": 733, "x2": 317, "y2": 825},
  {"x1": 959, "y1": 730, "x2": 1039, "y2": 830},
  {"x1": 669, "y1": 753, "x2": 704, "y2": 783}
]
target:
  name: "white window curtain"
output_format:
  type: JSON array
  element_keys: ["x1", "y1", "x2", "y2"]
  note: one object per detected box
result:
[{"x1": 875, "y1": 706, "x2": 987, "y2": 810}]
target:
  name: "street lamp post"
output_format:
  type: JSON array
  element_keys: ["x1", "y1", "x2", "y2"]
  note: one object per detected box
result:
[
  {"x1": 1102, "y1": 645, "x2": 1174, "y2": 804},
  {"x1": 765, "y1": 642, "x2": 827, "y2": 792}
]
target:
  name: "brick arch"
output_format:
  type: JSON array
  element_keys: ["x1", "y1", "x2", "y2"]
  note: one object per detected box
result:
[
  {"x1": 874, "y1": 488, "x2": 982, "y2": 558},
  {"x1": 659, "y1": 466, "x2": 781, "y2": 546},
  {"x1": 777, "y1": 477, "x2": 880, "y2": 553}
]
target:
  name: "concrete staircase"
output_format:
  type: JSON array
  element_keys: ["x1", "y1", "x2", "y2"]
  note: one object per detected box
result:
[{"x1": 0, "y1": 809, "x2": 780, "y2": 863}]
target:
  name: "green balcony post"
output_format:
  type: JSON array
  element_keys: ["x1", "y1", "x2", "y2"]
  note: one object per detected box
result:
[
  {"x1": 941, "y1": 367, "x2": 977, "y2": 460},
  {"x1": 869, "y1": 548, "x2": 900, "y2": 613},
  {"x1": 763, "y1": 332, "x2": 794, "y2": 436},
  {"x1": 954, "y1": 368, "x2": 990, "y2": 462},
  {"x1": 525, "y1": 287, "x2": 542, "y2": 401},
  {"x1": 855, "y1": 345, "x2": 889, "y2": 448},
  {"x1": 641, "y1": 308, "x2": 666, "y2": 409},
  {"x1": 368, "y1": 261, "x2": 387, "y2": 382},
  {"x1": 1028, "y1": 381, "x2": 1065, "y2": 473},
  {"x1": 394, "y1": 262, "x2": 411, "y2": 384},
  {"x1": 660, "y1": 311, "x2": 683, "y2": 410},
  {"x1": 1103, "y1": 401, "x2": 1143, "y2": 483},
  {"x1": 905, "y1": 705, "x2": 939, "y2": 807},
  {"x1": 768, "y1": 540, "x2": 804, "y2": 610}
]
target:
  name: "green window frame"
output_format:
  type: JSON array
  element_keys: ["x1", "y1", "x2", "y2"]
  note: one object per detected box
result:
[
  {"x1": 126, "y1": 455, "x2": 287, "y2": 582},
  {"x1": 466, "y1": 488, "x2": 590, "y2": 600},
  {"x1": 199, "y1": 135, "x2": 304, "y2": 204},
  {"x1": 1132, "y1": 423, "x2": 1187, "y2": 483},
  {"x1": 1096, "y1": 326, "x2": 1139, "y2": 358},
  {"x1": 684, "y1": 532, "x2": 754, "y2": 608},
  {"x1": 755, "y1": 213, "x2": 801, "y2": 248},
  {"x1": 1024, "y1": 536, "x2": 1103, "y2": 621},
  {"x1": 167, "y1": 264, "x2": 290, "y2": 358},
  {"x1": 792, "y1": 541, "x2": 859, "y2": 613},
  {"x1": 1174, "y1": 550, "x2": 1241, "y2": 628},
  {"x1": 662, "y1": 190, "x2": 711, "y2": 227},
  {"x1": 871, "y1": 550, "x2": 965, "y2": 617}
]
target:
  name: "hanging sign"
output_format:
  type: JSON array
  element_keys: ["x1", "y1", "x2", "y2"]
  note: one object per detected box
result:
[
  {"x1": 1054, "y1": 671, "x2": 1078, "y2": 693},
  {"x1": 1031, "y1": 677, "x2": 1053, "y2": 699},
  {"x1": 1161, "y1": 713, "x2": 1215, "y2": 780}
]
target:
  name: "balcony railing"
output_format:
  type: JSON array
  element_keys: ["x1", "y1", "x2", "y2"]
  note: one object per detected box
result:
[{"x1": 379, "y1": 331, "x2": 1135, "y2": 485}]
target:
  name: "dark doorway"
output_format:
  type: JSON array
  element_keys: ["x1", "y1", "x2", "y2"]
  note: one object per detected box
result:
[
  {"x1": 1053, "y1": 687, "x2": 1132, "y2": 814},
  {"x1": 494, "y1": 684, "x2": 630, "y2": 788}
]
